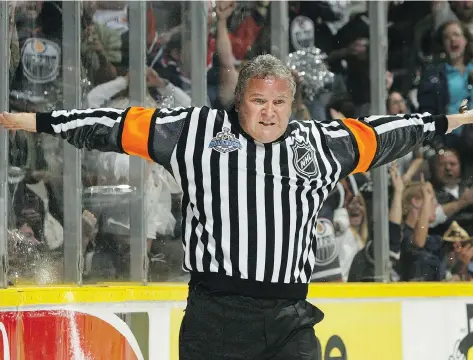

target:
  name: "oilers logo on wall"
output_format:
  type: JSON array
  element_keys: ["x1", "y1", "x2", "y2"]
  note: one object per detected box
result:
[
  {"x1": 314, "y1": 218, "x2": 338, "y2": 266},
  {"x1": 21, "y1": 38, "x2": 61, "y2": 84},
  {"x1": 290, "y1": 15, "x2": 315, "y2": 50}
]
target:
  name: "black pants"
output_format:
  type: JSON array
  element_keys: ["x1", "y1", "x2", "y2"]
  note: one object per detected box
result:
[{"x1": 179, "y1": 286, "x2": 323, "y2": 360}]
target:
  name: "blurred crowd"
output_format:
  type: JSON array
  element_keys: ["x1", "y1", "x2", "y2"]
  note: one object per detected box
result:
[{"x1": 5, "y1": 0, "x2": 473, "y2": 285}]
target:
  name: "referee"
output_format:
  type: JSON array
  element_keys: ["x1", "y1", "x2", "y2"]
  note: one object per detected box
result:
[{"x1": 1, "y1": 54, "x2": 471, "y2": 359}]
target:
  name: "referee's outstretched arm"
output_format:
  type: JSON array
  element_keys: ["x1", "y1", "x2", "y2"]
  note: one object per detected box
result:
[
  {"x1": 0, "y1": 106, "x2": 193, "y2": 172},
  {"x1": 0, "y1": 106, "x2": 467, "y2": 169},
  {"x1": 318, "y1": 112, "x2": 449, "y2": 179}
]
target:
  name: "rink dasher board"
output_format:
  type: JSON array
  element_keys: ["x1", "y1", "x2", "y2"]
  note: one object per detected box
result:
[{"x1": 0, "y1": 283, "x2": 471, "y2": 360}]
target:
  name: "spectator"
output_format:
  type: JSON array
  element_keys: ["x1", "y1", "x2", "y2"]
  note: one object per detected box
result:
[
  {"x1": 398, "y1": 148, "x2": 426, "y2": 184},
  {"x1": 215, "y1": 1, "x2": 238, "y2": 110},
  {"x1": 151, "y1": 33, "x2": 190, "y2": 92},
  {"x1": 348, "y1": 164, "x2": 404, "y2": 282},
  {"x1": 430, "y1": 148, "x2": 473, "y2": 235},
  {"x1": 386, "y1": 1, "x2": 431, "y2": 94},
  {"x1": 228, "y1": 1, "x2": 270, "y2": 62},
  {"x1": 411, "y1": 2, "x2": 456, "y2": 68},
  {"x1": 12, "y1": 171, "x2": 63, "y2": 251},
  {"x1": 442, "y1": 221, "x2": 473, "y2": 281},
  {"x1": 400, "y1": 178, "x2": 446, "y2": 281},
  {"x1": 337, "y1": 184, "x2": 368, "y2": 281},
  {"x1": 120, "y1": 3, "x2": 187, "y2": 79},
  {"x1": 387, "y1": 91, "x2": 409, "y2": 115},
  {"x1": 86, "y1": 67, "x2": 191, "y2": 109},
  {"x1": 327, "y1": 11, "x2": 393, "y2": 116},
  {"x1": 418, "y1": 20, "x2": 473, "y2": 146},
  {"x1": 151, "y1": 4, "x2": 215, "y2": 96},
  {"x1": 407, "y1": 2, "x2": 473, "y2": 109},
  {"x1": 81, "y1": 4, "x2": 121, "y2": 87},
  {"x1": 11, "y1": 170, "x2": 97, "y2": 258}
]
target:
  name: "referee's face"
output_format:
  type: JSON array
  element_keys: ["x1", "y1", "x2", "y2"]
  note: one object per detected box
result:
[{"x1": 238, "y1": 76, "x2": 293, "y2": 143}]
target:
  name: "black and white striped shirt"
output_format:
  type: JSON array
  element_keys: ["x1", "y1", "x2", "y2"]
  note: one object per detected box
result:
[{"x1": 36, "y1": 106, "x2": 447, "y2": 299}]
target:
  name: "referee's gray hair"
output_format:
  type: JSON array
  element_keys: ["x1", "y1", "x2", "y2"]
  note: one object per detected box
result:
[{"x1": 235, "y1": 54, "x2": 296, "y2": 103}]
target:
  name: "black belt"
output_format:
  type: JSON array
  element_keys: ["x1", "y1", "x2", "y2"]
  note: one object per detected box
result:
[{"x1": 189, "y1": 272, "x2": 309, "y2": 300}]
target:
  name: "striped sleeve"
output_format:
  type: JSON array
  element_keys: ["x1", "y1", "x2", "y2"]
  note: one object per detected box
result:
[
  {"x1": 314, "y1": 120, "x2": 359, "y2": 178},
  {"x1": 345, "y1": 113, "x2": 447, "y2": 172},
  {"x1": 36, "y1": 106, "x2": 192, "y2": 170},
  {"x1": 316, "y1": 113, "x2": 447, "y2": 177}
]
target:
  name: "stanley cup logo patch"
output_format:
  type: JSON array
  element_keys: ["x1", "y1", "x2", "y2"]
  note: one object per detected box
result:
[
  {"x1": 291, "y1": 138, "x2": 318, "y2": 178},
  {"x1": 209, "y1": 127, "x2": 242, "y2": 153}
]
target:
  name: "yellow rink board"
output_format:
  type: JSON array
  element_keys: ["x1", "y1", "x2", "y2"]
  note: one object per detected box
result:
[
  {"x1": 0, "y1": 282, "x2": 471, "y2": 306},
  {"x1": 0, "y1": 282, "x2": 468, "y2": 360}
]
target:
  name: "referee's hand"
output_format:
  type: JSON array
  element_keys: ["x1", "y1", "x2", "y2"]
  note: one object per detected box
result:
[
  {"x1": 0, "y1": 112, "x2": 37, "y2": 132},
  {"x1": 446, "y1": 99, "x2": 473, "y2": 133},
  {"x1": 460, "y1": 99, "x2": 471, "y2": 114}
]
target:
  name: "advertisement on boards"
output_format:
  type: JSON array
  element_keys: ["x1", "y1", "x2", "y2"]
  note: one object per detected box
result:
[
  {"x1": 402, "y1": 300, "x2": 473, "y2": 360},
  {"x1": 0, "y1": 300, "x2": 403, "y2": 360},
  {"x1": 0, "y1": 307, "x2": 148, "y2": 360}
]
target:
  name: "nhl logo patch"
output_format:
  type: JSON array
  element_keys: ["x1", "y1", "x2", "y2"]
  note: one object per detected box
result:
[
  {"x1": 291, "y1": 138, "x2": 318, "y2": 178},
  {"x1": 209, "y1": 127, "x2": 242, "y2": 153}
]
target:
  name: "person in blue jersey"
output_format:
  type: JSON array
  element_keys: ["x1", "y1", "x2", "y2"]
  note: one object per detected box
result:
[{"x1": 1, "y1": 53, "x2": 472, "y2": 360}]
